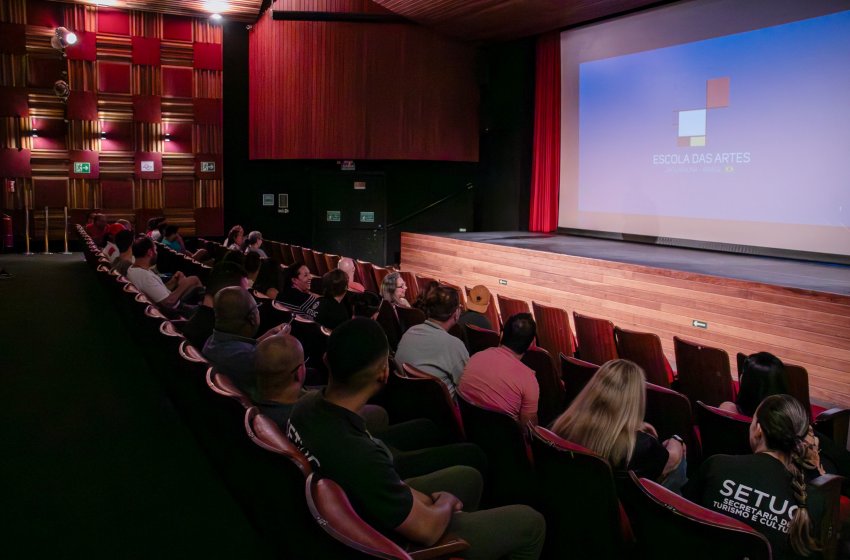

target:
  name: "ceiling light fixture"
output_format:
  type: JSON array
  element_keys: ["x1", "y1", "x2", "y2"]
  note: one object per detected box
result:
[
  {"x1": 210, "y1": 13, "x2": 223, "y2": 22},
  {"x1": 51, "y1": 27, "x2": 78, "y2": 51}
]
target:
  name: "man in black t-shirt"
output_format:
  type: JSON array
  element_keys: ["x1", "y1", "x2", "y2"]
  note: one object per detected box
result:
[{"x1": 288, "y1": 318, "x2": 546, "y2": 558}]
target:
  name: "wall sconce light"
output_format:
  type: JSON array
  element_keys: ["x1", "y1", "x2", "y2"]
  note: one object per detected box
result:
[
  {"x1": 163, "y1": 132, "x2": 171, "y2": 142},
  {"x1": 31, "y1": 128, "x2": 39, "y2": 138},
  {"x1": 51, "y1": 27, "x2": 78, "y2": 51},
  {"x1": 100, "y1": 131, "x2": 107, "y2": 139}
]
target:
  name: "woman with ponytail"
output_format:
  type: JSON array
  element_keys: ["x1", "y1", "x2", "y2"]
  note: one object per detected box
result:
[{"x1": 686, "y1": 394, "x2": 823, "y2": 558}]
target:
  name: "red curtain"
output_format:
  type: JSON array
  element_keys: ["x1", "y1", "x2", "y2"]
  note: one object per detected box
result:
[{"x1": 529, "y1": 32, "x2": 560, "y2": 232}]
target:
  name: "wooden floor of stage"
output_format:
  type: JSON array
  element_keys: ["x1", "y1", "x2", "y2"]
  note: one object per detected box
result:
[{"x1": 400, "y1": 232, "x2": 850, "y2": 408}]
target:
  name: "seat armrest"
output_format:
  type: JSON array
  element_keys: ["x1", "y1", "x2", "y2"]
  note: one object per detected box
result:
[
  {"x1": 407, "y1": 534, "x2": 469, "y2": 560},
  {"x1": 810, "y1": 473, "x2": 844, "y2": 560},
  {"x1": 814, "y1": 408, "x2": 850, "y2": 451}
]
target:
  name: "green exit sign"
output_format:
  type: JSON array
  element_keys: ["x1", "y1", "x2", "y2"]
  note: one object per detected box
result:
[{"x1": 74, "y1": 162, "x2": 91, "y2": 174}]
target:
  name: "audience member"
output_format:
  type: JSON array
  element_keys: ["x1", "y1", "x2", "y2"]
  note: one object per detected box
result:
[
  {"x1": 719, "y1": 352, "x2": 788, "y2": 417},
  {"x1": 203, "y1": 286, "x2": 288, "y2": 392},
  {"x1": 337, "y1": 257, "x2": 365, "y2": 293},
  {"x1": 85, "y1": 213, "x2": 108, "y2": 247},
  {"x1": 161, "y1": 224, "x2": 185, "y2": 253},
  {"x1": 551, "y1": 359, "x2": 686, "y2": 491},
  {"x1": 244, "y1": 230, "x2": 268, "y2": 258},
  {"x1": 381, "y1": 271, "x2": 411, "y2": 308},
  {"x1": 254, "y1": 333, "x2": 308, "y2": 425},
  {"x1": 685, "y1": 394, "x2": 823, "y2": 559},
  {"x1": 181, "y1": 261, "x2": 248, "y2": 350},
  {"x1": 243, "y1": 252, "x2": 280, "y2": 299},
  {"x1": 458, "y1": 313, "x2": 539, "y2": 426},
  {"x1": 109, "y1": 229, "x2": 135, "y2": 276},
  {"x1": 412, "y1": 280, "x2": 439, "y2": 311},
  {"x1": 126, "y1": 237, "x2": 202, "y2": 309},
  {"x1": 279, "y1": 263, "x2": 319, "y2": 318},
  {"x1": 315, "y1": 269, "x2": 351, "y2": 329},
  {"x1": 457, "y1": 285, "x2": 494, "y2": 331},
  {"x1": 145, "y1": 217, "x2": 166, "y2": 242},
  {"x1": 225, "y1": 225, "x2": 244, "y2": 251},
  {"x1": 395, "y1": 286, "x2": 469, "y2": 398},
  {"x1": 287, "y1": 318, "x2": 546, "y2": 558}
]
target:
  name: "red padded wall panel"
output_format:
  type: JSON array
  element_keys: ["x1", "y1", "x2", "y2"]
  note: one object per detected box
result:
[
  {"x1": 162, "y1": 67, "x2": 193, "y2": 97},
  {"x1": 164, "y1": 178, "x2": 194, "y2": 208},
  {"x1": 193, "y1": 99, "x2": 221, "y2": 125},
  {"x1": 0, "y1": 87, "x2": 29, "y2": 117},
  {"x1": 67, "y1": 91, "x2": 98, "y2": 121},
  {"x1": 135, "y1": 152, "x2": 162, "y2": 179},
  {"x1": 26, "y1": 0, "x2": 64, "y2": 28},
  {"x1": 33, "y1": 178, "x2": 67, "y2": 207},
  {"x1": 163, "y1": 15, "x2": 193, "y2": 42},
  {"x1": 27, "y1": 56, "x2": 66, "y2": 88},
  {"x1": 101, "y1": 179, "x2": 134, "y2": 208},
  {"x1": 0, "y1": 23, "x2": 27, "y2": 55},
  {"x1": 163, "y1": 122, "x2": 192, "y2": 153},
  {"x1": 132, "y1": 37, "x2": 161, "y2": 66},
  {"x1": 133, "y1": 95, "x2": 162, "y2": 123},
  {"x1": 66, "y1": 31, "x2": 97, "y2": 61},
  {"x1": 31, "y1": 118, "x2": 66, "y2": 151},
  {"x1": 97, "y1": 8, "x2": 130, "y2": 36},
  {"x1": 98, "y1": 62, "x2": 131, "y2": 94},
  {"x1": 100, "y1": 121, "x2": 134, "y2": 152},
  {"x1": 0, "y1": 149, "x2": 32, "y2": 178},
  {"x1": 193, "y1": 43, "x2": 222, "y2": 71}
]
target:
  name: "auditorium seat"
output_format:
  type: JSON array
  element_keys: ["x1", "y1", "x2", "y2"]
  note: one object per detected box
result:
[
  {"x1": 532, "y1": 301, "x2": 577, "y2": 360},
  {"x1": 305, "y1": 472, "x2": 469, "y2": 560},
  {"x1": 736, "y1": 352, "x2": 813, "y2": 419},
  {"x1": 376, "y1": 300, "x2": 402, "y2": 350},
  {"x1": 695, "y1": 401, "x2": 752, "y2": 458},
  {"x1": 371, "y1": 264, "x2": 392, "y2": 290},
  {"x1": 206, "y1": 369, "x2": 252, "y2": 408},
  {"x1": 395, "y1": 304, "x2": 426, "y2": 333},
  {"x1": 289, "y1": 315, "x2": 330, "y2": 385},
  {"x1": 674, "y1": 337, "x2": 734, "y2": 407},
  {"x1": 313, "y1": 251, "x2": 328, "y2": 276},
  {"x1": 645, "y1": 382, "x2": 701, "y2": 466},
  {"x1": 399, "y1": 271, "x2": 419, "y2": 302},
  {"x1": 439, "y1": 281, "x2": 466, "y2": 309},
  {"x1": 560, "y1": 354, "x2": 598, "y2": 407},
  {"x1": 355, "y1": 260, "x2": 379, "y2": 293},
  {"x1": 573, "y1": 312, "x2": 617, "y2": 365},
  {"x1": 619, "y1": 472, "x2": 771, "y2": 560},
  {"x1": 613, "y1": 326, "x2": 675, "y2": 387},
  {"x1": 414, "y1": 273, "x2": 438, "y2": 297},
  {"x1": 288, "y1": 244, "x2": 303, "y2": 265},
  {"x1": 301, "y1": 247, "x2": 320, "y2": 275},
  {"x1": 243, "y1": 406, "x2": 312, "y2": 477},
  {"x1": 387, "y1": 364, "x2": 465, "y2": 443},
  {"x1": 323, "y1": 253, "x2": 340, "y2": 274},
  {"x1": 464, "y1": 324, "x2": 500, "y2": 355},
  {"x1": 457, "y1": 396, "x2": 533, "y2": 506},
  {"x1": 529, "y1": 426, "x2": 628, "y2": 559},
  {"x1": 520, "y1": 347, "x2": 565, "y2": 426},
  {"x1": 496, "y1": 294, "x2": 530, "y2": 326},
  {"x1": 814, "y1": 408, "x2": 850, "y2": 453}
]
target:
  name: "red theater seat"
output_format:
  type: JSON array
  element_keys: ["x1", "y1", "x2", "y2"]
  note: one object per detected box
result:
[
  {"x1": 573, "y1": 312, "x2": 618, "y2": 365},
  {"x1": 695, "y1": 401, "x2": 752, "y2": 458},
  {"x1": 560, "y1": 354, "x2": 598, "y2": 407},
  {"x1": 674, "y1": 336, "x2": 734, "y2": 407},
  {"x1": 614, "y1": 326, "x2": 675, "y2": 387}
]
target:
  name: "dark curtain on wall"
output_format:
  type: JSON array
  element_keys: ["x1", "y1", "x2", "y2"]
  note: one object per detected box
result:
[{"x1": 529, "y1": 32, "x2": 560, "y2": 232}]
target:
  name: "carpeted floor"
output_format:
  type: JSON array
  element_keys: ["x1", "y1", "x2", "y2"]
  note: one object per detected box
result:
[{"x1": 0, "y1": 253, "x2": 270, "y2": 558}]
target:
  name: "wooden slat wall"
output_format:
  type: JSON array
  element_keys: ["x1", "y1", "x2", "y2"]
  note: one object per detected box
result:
[{"x1": 400, "y1": 233, "x2": 850, "y2": 408}]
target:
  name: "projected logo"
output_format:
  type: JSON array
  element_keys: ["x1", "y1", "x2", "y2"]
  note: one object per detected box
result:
[{"x1": 676, "y1": 77, "x2": 730, "y2": 147}]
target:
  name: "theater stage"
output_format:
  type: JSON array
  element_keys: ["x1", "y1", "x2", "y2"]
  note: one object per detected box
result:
[{"x1": 400, "y1": 231, "x2": 850, "y2": 407}]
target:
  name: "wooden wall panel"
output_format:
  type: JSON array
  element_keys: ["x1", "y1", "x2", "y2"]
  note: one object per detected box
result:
[{"x1": 400, "y1": 233, "x2": 850, "y2": 407}]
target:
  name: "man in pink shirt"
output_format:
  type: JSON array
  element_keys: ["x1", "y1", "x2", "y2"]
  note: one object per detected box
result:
[{"x1": 458, "y1": 313, "x2": 539, "y2": 427}]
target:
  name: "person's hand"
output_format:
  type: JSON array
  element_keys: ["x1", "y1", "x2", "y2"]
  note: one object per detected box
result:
[
  {"x1": 662, "y1": 437, "x2": 686, "y2": 477},
  {"x1": 431, "y1": 492, "x2": 463, "y2": 512},
  {"x1": 640, "y1": 422, "x2": 658, "y2": 438},
  {"x1": 173, "y1": 271, "x2": 185, "y2": 281}
]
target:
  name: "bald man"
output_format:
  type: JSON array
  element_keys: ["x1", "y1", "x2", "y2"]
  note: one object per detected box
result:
[
  {"x1": 337, "y1": 257, "x2": 365, "y2": 293},
  {"x1": 203, "y1": 286, "x2": 288, "y2": 392},
  {"x1": 253, "y1": 334, "x2": 307, "y2": 425}
]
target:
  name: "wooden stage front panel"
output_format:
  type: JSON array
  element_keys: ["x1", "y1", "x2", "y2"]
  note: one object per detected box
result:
[{"x1": 400, "y1": 233, "x2": 850, "y2": 408}]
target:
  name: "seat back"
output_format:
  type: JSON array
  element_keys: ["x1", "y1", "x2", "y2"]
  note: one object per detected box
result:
[
  {"x1": 645, "y1": 382, "x2": 701, "y2": 466},
  {"x1": 289, "y1": 315, "x2": 330, "y2": 384},
  {"x1": 614, "y1": 326, "x2": 673, "y2": 387},
  {"x1": 394, "y1": 305, "x2": 425, "y2": 333},
  {"x1": 300, "y1": 247, "x2": 320, "y2": 275},
  {"x1": 521, "y1": 347, "x2": 565, "y2": 426},
  {"x1": 695, "y1": 401, "x2": 752, "y2": 458},
  {"x1": 440, "y1": 281, "x2": 466, "y2": 310},
  {"x1": 560, "y1": 355, "x2": 599, "y2": 407},
  {"x1": 464, "y1": 323, "x2": 500, "y2": 355},
  {"x1": 674, "y1": 337, "x2": 734, "y2": 407},
  {"x1": 288, "y1": 244, "x2": 303, "y2": 265},
  {"x1": 305, "y1": 473, "x2": 413, "y2": 560},
  {"x1": 736, "y1": 352, "x2": 812, "y2": 419},
  {"x1": 323, "y1": 253, "x2": 340, "y2": 274},
  {"x1": 207, "y1": 369, "x2": 253, "y2": 408},
  {"x1": 313, "y1": 251, "x2": 328, "y2": 276},
  {"x1": 354, "y1": 260, "x2": 378, "y2": 293},
  {"x1": 398, "y1": 271, "x2": 419, "y2": 302},
  {"x1": 620, "y1": 472, "x2": 771, "y2": 560},
  {"x1": 496, "y1": 294, "x2": 530, "y2": 326},
  {"x1": 414, "y1": 273, "x2": 438, "y2": 297},
  {"x1": 385, "y1": 366, "x2": 465, "y2": 442},
  {"x1": 244, "y1": 407, "x2": 312, "y2": 477},
  {"x1": 529, "y1": 426, "x2": 627, "y2": 559},
  {"x1": 371, "y1": 265, "x2": 391, "y2": 292},
  {"x1": 375, "y1": 300, "x2": 402, "y2": 351},
  {"x1": 457, "y1": 396, "x2": 533, "y2": 506},
  {"x1": 573, "y1": 312, "x2": 618, "y2": 366},
  {"x1": 532, "y1": 301, "x2": 577, "y2": 361}
]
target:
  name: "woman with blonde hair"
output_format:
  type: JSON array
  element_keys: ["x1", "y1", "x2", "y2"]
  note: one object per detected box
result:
[
  {"x1": 686, "y1": 394, "x2": 822, "y2": 559},
  {"x1": 551, "y1": 359, "x2": 686, "y2": 489},
  {"x1": 380, "y1": 271, "x2": 411, "y2": 308}
]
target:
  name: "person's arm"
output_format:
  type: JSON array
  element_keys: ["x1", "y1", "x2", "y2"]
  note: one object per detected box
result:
[
  {"x1": 395, "y1": 487, "x2": 461, "y2": 546},
  {"x1": 257, "y1": 322, "x2": 290, "y2": 342},
  {"x1": 661, "y1": 437, "x2": 686, "y2": 478},
  {"x1": 717, "y1": 401, "x2": 739, "y2": 414},
  {"x1": 160, "y1": 275, "x2": 201, "y2": 308},
  {"x1": 165, "y1": 270, "x2": 185, "y2": 291},
  {"x1": 519, "y1": 375, "x2": 540, "y2": 429}
]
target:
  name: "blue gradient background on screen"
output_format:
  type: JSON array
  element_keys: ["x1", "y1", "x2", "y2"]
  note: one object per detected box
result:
[{"x1": 578, "y1": 10, "x2": 850, "y2": 227}]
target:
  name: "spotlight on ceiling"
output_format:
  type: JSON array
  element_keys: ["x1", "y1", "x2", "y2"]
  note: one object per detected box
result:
[
  {"x1": 210, "y1": 13, "x2": 223, "y2": 22},
  {"x1": 53, "y1": 80, "x2": 70, "y2": 101},
  {"x1": 51, "y1": 27, "x2": 78, "y2": 51}
]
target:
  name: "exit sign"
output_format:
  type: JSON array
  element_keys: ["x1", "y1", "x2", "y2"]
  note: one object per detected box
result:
[{"x1": 74, "y1": 162, "x2": 91, "y2": 174}]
